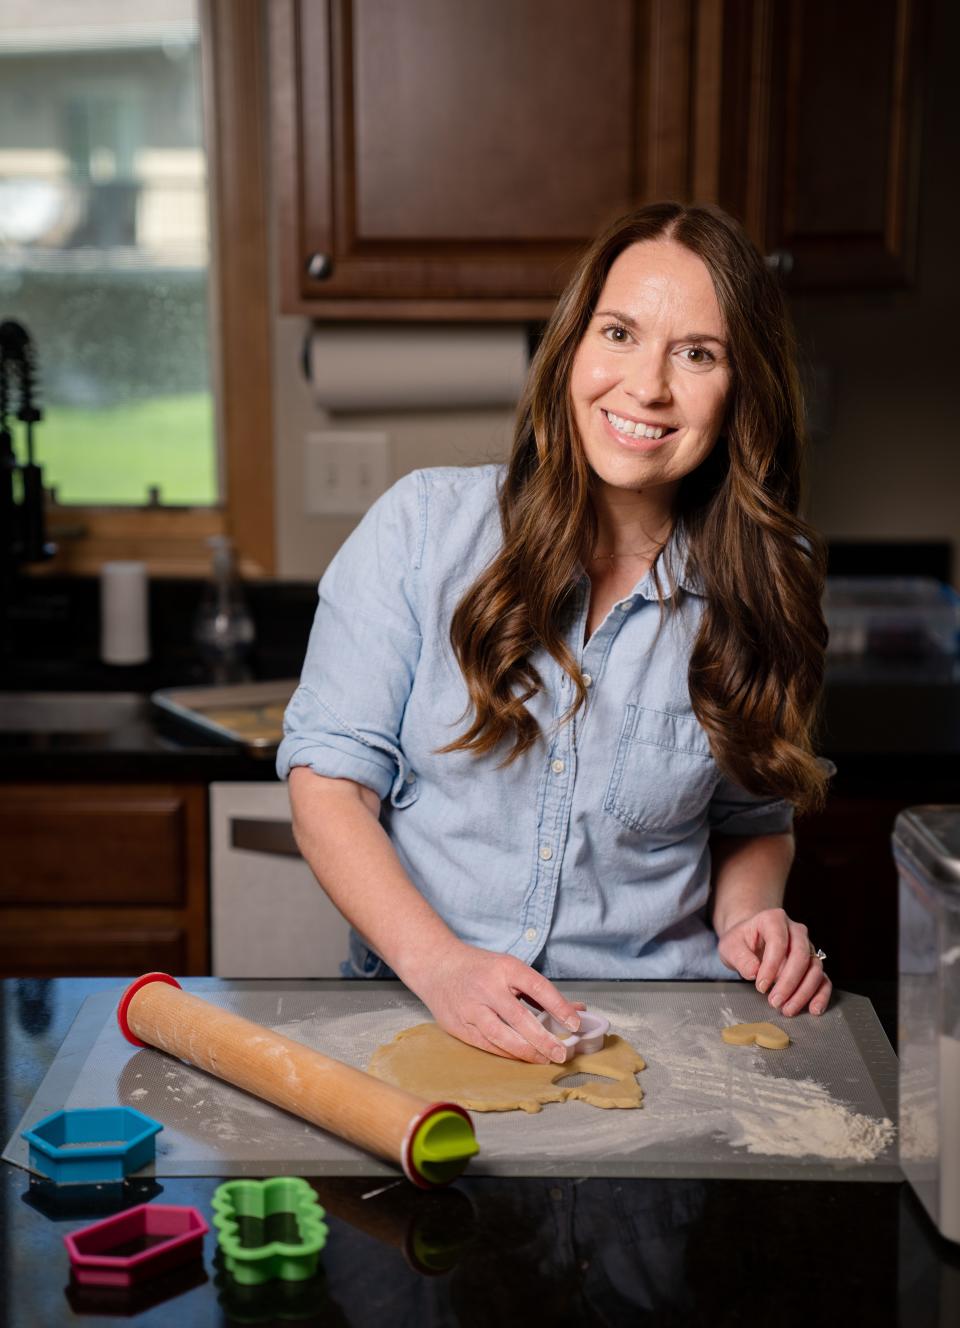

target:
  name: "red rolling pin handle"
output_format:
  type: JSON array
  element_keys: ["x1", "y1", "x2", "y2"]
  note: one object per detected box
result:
[
  {"x1": 117, "y1": 971, "x2": 182, "y2": 1045},
  {"x1": 116, "y1": 972, "x2": 479, "y2": 1188}
]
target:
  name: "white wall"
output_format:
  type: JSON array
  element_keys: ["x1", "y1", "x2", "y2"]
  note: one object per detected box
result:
[{"x1": 271, "y1": 313, "x2": 516, "y2": 579}]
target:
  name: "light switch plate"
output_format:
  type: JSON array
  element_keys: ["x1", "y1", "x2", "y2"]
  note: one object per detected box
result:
[{"x1": 304, "y1": 430, "x2": 391, "y2": 515}]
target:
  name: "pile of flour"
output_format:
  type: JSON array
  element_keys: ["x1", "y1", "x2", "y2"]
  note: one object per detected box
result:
[{"x1": 720, "y1": 1064, "x2": 895, "y2": 1160}]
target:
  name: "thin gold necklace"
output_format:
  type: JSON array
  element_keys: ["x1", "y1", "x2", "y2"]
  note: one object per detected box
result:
[{"x1": 589, "y1": 542, "x2": 665, "y2": 564}]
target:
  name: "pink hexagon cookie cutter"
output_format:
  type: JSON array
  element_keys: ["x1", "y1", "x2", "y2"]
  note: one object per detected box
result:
[{"x1": 64, "y1": 1202, "x2": 209, "y2": 1287}]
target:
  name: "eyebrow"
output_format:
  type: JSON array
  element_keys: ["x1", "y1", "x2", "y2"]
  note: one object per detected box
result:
[{"x1": 595, "y1": 308, "x2": 727, "y2": 346}]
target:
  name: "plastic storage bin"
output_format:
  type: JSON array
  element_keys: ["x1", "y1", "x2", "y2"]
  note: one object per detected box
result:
[
  {"x1": 824, "y1": 578, "x2": 960, "y2": 657},
  {"x1": 894, "y1": 806, "x2": 960, "y2": 1245}
]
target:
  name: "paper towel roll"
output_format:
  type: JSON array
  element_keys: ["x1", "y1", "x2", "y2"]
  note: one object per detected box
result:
[
  {"x1": 306, "y1": 323, "x2": 529, "y2": 411},
  {"x1": 100, "y1": 561, "x2": 150, "y2": 666}
]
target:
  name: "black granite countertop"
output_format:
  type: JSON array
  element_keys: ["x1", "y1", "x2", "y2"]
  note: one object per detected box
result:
[
  {"x1": 0, "y1": 574, "x2": 316, "y2": 781},
  {"x1": 1, "y1": 977, "x2": 958, "y2": 1327},
  {"x1": 0, "y1": 697, "x2": 281, "y2": 782},
  {"x1": 3, "y1": 669, "x2": 960, "y2": 789},
  {"x1": 2, "y1": 572, "x2": 960, "y2": 788},
  {"x1": 819, "y1": 667, "x2": 960, "y2": 794}
]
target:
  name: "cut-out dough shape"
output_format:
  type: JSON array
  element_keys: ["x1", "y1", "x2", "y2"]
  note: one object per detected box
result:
[
  {"x1": 721, "y1": 1021, "x2": 790, "y2": 1049},
  {"x1": 367, "y1": 1022, "x2": 645, "y2": 1113}
]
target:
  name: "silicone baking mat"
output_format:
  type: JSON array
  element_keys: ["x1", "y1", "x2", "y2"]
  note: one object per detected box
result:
[{"x1": 3, "y1": 980, "x2": 899, "y2": 1182}]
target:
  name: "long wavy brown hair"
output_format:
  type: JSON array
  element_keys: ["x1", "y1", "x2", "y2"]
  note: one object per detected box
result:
[{"x1": 435, "y1": 201, "x2": 830, "y2": 814}]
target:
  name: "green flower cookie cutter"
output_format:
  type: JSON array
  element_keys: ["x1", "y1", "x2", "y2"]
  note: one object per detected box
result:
[{"x1": 211, "y1": 1177, "x2": 328, "y2": 1285}]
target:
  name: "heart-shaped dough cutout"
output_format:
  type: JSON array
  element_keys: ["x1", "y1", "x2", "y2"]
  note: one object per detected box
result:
[{"x1": 721, "y1": 1021, "x2": 790, "y2": 1049}]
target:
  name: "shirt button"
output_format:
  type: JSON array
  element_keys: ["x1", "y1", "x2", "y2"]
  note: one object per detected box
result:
[
  {"x1": 620, "y1": 598, "x2": 634, "y2": 610},
  {"x1": 583, "y1": 674, "x2": 593, "y2": 688},
  {"x1": 405, "y1": 771, "x2": 416, "y2": 783},
  {"x1": 551, "y1": 759, "x2": 565, "y2": 774},
  {"x1": 539, "y1": 844, "x2": 553, "y2": 861},
  {"x1": 525, "y1": 927, "x2": 538, "y2": 941}
]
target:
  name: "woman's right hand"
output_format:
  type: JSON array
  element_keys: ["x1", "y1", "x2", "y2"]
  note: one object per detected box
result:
[{"x1": 408, "y1": 939, "x2": 585, "y2": 1064}]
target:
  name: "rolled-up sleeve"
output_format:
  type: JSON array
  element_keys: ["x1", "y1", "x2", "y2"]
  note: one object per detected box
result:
[
  {"x1": 706, "y1": 756, "x2": 836, "y2": 836},
  {"x1": 707, "y1": 773, "x2": 795, "y2": 837},
  {"x1": 276, "y1": 470, "x2": 425, "y2": 805}
]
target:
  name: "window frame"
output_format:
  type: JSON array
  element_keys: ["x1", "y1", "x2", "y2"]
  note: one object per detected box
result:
[{"x1": 33, "y1": 0, "x2": 274, "y2": 579}]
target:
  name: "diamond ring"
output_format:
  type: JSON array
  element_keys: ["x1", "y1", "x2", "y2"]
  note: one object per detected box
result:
[{"x1": 812, "y1": 946, "x2": 827, "y2": 962}]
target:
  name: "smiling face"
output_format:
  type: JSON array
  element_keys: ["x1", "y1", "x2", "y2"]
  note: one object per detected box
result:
[{"x1": 569, "y1": 238, "x2": 732, "y2": 525}]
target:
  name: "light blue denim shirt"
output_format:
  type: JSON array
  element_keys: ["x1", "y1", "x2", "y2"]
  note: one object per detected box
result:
[{"x1": 277, "y1": 464, "x2": 794, "y2": 981}]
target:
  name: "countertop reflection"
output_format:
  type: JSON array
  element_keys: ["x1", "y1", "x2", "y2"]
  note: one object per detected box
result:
[{"x1": 2, "y1": 978, "x2": 959, "y2": 1327}]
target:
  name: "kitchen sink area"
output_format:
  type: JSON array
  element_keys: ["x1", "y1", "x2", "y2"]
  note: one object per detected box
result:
[{"x1": 0, "y1": 691, "x2": 147, "y2": 734}]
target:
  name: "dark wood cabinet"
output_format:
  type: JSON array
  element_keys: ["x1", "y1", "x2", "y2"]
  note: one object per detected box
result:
[
  {"x1": 723, "y1": 0, "x2": 926, "y2": 289},
  {"x1": 0, "y1": 784, "x2": 209, "y2": 977},
  {"x1": 271, "y1": 0, "x2": 926, "y2": 316},
  {"x1": 788, "y1": 796, "x2": 908, "y2": 985},
  {"x1": 272, "y1": 0, "x2": 709, "y2": 316}
]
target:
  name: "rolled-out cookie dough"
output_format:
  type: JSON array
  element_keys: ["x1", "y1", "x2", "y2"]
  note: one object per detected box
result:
[
  {"x1": 721, "y1": 1021, "x2": 790, "y2": 1049},
  {"x1": 367, "y1": 1022, "x2": 646, "y2": 1113}
]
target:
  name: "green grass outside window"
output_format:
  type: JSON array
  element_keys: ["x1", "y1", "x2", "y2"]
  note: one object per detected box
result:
[{"x1": 30, "y1": 393, "x2": 217, "y2": 506}]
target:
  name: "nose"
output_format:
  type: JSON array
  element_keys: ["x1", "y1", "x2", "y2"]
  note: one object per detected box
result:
[{"x1": 623, "y1": 346, "x2": 672, "y2": 405}]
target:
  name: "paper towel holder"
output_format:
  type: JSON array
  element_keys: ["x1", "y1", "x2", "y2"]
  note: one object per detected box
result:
[{"x1": 302, "y1": 322, "x2": 530, "y2": 413}]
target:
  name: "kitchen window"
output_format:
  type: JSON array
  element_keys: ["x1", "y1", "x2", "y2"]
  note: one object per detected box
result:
[{"x1": 0, "y1": 0, "x2": 273, "y2": 574}]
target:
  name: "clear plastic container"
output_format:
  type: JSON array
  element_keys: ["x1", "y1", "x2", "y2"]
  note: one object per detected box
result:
[
  {"x1": 895, "y1": 807, "x2": 960, "y2": 1244},
  {"x1": 824, "y1": 578, "x2": 960, "y2": 657}
]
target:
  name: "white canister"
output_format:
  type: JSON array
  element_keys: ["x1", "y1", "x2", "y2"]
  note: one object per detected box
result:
[{"x1": 100, "y1": 560, "x2": 150, "y2": 665}]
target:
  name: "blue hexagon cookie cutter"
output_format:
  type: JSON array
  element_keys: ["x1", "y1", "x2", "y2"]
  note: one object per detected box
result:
[{"x1": 22, "y1": 1107, "x2": 163, "y2": 1184}]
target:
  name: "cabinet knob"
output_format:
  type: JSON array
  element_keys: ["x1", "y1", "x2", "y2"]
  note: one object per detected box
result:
[
  {"x1": 765, "y1": 249, "x2": 795, "y2": 275},
  {"x1": 306, "y1": 252, "x2": 334, "y2": 280}
]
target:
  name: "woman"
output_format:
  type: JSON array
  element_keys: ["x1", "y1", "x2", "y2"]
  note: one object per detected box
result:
[{"x1": 279, "y1": 201, "x2": 833, "y2": 1067}]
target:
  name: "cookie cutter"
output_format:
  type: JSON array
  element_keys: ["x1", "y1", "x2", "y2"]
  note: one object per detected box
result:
[
  {"x1": 211, "y1": 1177, "x2": 329, "y2": 1286},
  {"x1": 64, "y1": 1203, "x2": 208, "y2": 1287},
  {"x1": 535, "y1": 1010, "x2": 610, "y2": 1062},
  {"x1": 21, "y1": 1107, "x2": 163, "y2": 1185}
]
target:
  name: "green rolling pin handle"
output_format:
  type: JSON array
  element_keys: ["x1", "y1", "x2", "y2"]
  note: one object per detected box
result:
[{"x1": 404, "y1": 1103, "x2": 479, "y2": 1189}]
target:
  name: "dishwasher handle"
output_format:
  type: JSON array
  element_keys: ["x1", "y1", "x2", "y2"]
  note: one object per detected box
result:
[{"x1": 230, "y1": 817, "x2": 300, "y2": 857}]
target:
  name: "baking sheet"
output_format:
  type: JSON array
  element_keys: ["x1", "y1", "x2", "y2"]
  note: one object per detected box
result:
[
  {"x1": 2, "y1": 980, "x2": 899, "y2": 1182},
  {"x1": 151, "y1": 679, "x2": 297, "y2": 753}
]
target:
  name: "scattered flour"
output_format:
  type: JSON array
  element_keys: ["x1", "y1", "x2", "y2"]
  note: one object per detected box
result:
[{"x1": 283, "y1": 997, "x2": 896, "y2": 1167}]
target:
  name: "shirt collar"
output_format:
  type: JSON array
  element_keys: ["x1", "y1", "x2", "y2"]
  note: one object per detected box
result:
[{"x1": 665, "y1": 522, "x2": 704, "y2": 598}]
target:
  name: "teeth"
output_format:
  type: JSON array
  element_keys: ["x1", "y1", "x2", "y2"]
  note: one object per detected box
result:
[{"x1": 603, "y1": 409, "x2": 668, "y2": 440}]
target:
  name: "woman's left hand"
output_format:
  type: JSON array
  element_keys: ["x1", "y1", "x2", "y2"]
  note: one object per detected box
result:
[{"x1": 716, "y1": 907, "x2": 832, "y2": 1016}]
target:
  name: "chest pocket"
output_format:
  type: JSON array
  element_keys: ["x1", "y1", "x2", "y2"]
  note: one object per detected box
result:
[{"x1": 604, "y1": 704, "x2": 718, "y2": 834}]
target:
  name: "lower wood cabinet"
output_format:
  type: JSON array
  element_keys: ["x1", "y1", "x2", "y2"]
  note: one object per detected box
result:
[
  {"x1": 0, "y1": 779, "x2": 935, "y2": 983},
  {"x1": 788, "y1": 795, "x2": 911, "y2": 985},
  {"x1": 0, "y1": 783, "x2": 209, "y2": 977}
]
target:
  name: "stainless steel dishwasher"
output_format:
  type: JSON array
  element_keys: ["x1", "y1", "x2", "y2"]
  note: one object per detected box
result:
[{"x1": 210, "y1": 781, "x2": 351, "y2": 977}]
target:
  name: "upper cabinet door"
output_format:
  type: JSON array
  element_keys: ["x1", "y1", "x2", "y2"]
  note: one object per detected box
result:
[
  {"x1": 272, "y1": 0, "x2": 720, "y2": 317},
  {"x1": 731, "y1": 0, "x2": 926, "y2": 290},
  {"x1": 271, "y1": 0, "x2": 926, "y2": 316}
]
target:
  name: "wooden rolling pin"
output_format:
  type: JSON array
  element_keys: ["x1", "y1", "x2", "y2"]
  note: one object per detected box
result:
[{"x1": 117, "y1": 973, "x2": 478, "y2": 1188}]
